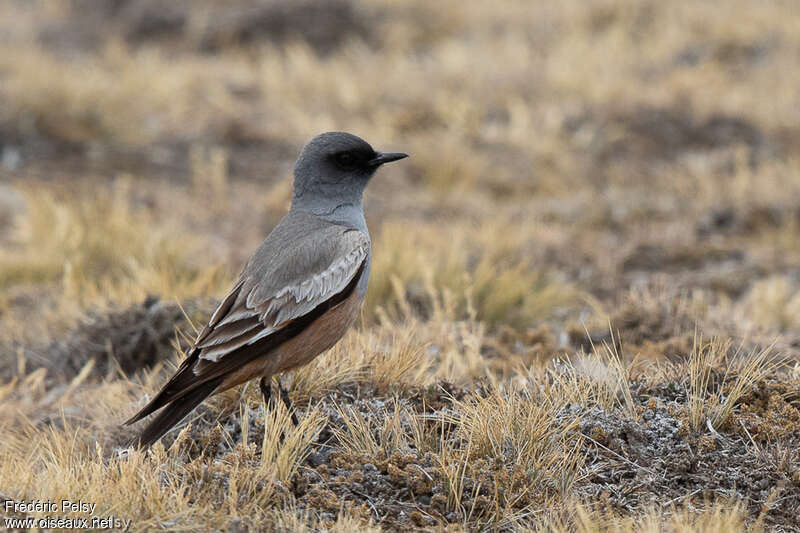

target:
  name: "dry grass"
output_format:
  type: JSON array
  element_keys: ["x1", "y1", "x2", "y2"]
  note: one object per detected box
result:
[
  {"x1": 686, "y1": 338, "x2": 787, "y2": 431},
  {"x1": 539, "y1": 503, "x2": 753, "y2": 533},
  {"x1": 2, "y1": 0, "x2": 800, "y2": 531}
]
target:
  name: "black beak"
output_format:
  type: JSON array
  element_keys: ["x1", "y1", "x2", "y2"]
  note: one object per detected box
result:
[{"x1": 368, "y1": 152, "x2": 408, "y2": 166}]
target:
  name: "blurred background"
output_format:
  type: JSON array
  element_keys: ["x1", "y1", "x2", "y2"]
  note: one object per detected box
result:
[
  {"x1": 1, "y1": 0, "x2": 799, "y2": 529},
  {"x1": 2, "y1": 0, "x2": 799, "y2": 360}
]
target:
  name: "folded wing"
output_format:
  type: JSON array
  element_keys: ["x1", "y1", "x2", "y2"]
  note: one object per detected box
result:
[
  {"x1": 196, "y1": 232, "x2": 369, "y2": 362},
  {"x1": 125, "y1": 222, "x2": 369, "y2": 427}
]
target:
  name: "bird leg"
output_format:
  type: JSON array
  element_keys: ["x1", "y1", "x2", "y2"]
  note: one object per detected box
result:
[
  {"x1": 259, "y1": 376, "x2": 299, "y2": 427},
  {"x1": 279, "y1": 382, "x2": 300, "y2": 427},
  {"x1": 259, "y1": 376, "x2": 271, "y2": 406}
]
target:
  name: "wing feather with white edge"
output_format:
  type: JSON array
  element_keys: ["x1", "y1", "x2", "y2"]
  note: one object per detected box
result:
[{"x1": 194, "y1": 228, "x2": 369, "y2": 363}]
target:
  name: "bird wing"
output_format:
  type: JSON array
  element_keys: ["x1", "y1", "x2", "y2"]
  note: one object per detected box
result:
[
  {"x1": 124, "y1": 214, "x2": 369, "y2": 428},
  {"x1": 193, "y1": 223, "x2": 370, "y2": 364}
]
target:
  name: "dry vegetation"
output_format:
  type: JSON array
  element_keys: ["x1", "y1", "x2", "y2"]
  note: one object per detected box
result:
[{"x1": 1, "y1": 0, "x2": 800, "y2": 531}]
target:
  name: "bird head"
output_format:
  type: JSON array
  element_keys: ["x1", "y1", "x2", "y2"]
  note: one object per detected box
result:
[{"x1": 292, "y1": 132, "x2": 407, "y2": 205}]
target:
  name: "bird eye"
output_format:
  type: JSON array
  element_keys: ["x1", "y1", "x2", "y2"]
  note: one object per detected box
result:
[{"x1": 334, "y1": 152, "x2": 356, "y2": 167}]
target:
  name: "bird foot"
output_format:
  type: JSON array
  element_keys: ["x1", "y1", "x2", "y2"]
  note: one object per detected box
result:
[{"x1": 259, "y1": 376, "x2": 299, "y2": 427}]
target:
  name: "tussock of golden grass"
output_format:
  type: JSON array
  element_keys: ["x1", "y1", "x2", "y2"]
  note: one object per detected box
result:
[
  {"x1": 398, "y1": 381, "x2": 587, "y2": 529},
  {"x1": 0, "y1": 44, "x2": 223, "y2": 145},
  {"x1": 1, "y1": 436, "x2": 197, "y2": 528},
  {"x1": 544, "y1": 345, "x2": 638, "y2": 419},
  {"x1": 539, "y1": 503, "x2": 751, "y2": 533},
  {"x1": 0, "y1": 377, "x2": 325, "y2": 531},
  {"x1": 368, "y1": 220, "x2": 579, "y2": 329},
  {"x1": 409, "y1": 135, "x2": 487, "y2": 194},
  {"x1": 288, "y1": 325, "x2": 434, "y2": 400},
  {"x1": 381, "y1": 283, "x2": 492, "y2": 382},
  {"x1": 290, "y1": 282, "x2": 498, "y2": 395},
  {"x1": 453, "y1": 385, "x2": 584, "y2": 494},
  {"x1": 330, "y1": 401, "x2": 415, "y2": 458},
  {"x1": 686, "y1": 337, "x2": 786, "y2": 431},
  {"x1": 739, "y1": 276, "x2": 800, "y2": 332},
  {"x1": 435, "y1": 431, "x2": 474, "y2": 519},
  {"x1": 0, "y1": 181, "x2": 234, "y2": 351},
  {"x1": 1, "y1": 183, "x2": 229, "y2": 307},
  {"x1": 190, "y1": 145, "x2": 230, "y2": 202},
  {"x1": 269, "y1": 507, "x2": 383, "y2": 533},
  {"x1": 259, "y1": 400, "x2": 326, "y2": 483}
]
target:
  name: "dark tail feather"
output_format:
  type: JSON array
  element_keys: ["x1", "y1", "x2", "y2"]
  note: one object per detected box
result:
[
  {"x1": 132, "y1": 377, "x2": 222, "y2": 449},
  {"x1": 124, "y1": 353, "x2": 202, "y2": 426}
]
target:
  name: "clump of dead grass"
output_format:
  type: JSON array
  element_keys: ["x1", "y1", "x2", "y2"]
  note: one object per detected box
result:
[
  {"x1": 685, "y1": 337, "x2": 786, "y2": 432},
  {"x1": 0, "y1": 44, "x2": 218, "y2": 145},
  {"x1": 0, "y1": 181, "x2": 229, "y2": 309},
  {"x1": 546, "y1": 350, "x2": 638, "y2": 420},
  {"x1": 541, "y1": 503, "x2": 752, "y2": 533},
  {"x1": 0, "y1": 372, "x2": 327, "y2": 531},
  {"x1": 453, "y1": 384, "x2": 584, "y2": 494},
  {"x1": 368, "y1": 220, "x2": 579, "y2": 330},
  {"x1": 268, "y1": 507, "x2": 383, "y2": 533},
  {"x1": 739, "y1": 276, "x2": 800, "y2": 332}
]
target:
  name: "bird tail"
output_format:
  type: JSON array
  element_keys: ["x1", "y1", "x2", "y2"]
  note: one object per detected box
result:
[
  {"x1": 129, "y1": 377, "x2": 222, "y2": 449},
  {"x1": 124, "y1": 349, "x2": 207, "y2": 426}
]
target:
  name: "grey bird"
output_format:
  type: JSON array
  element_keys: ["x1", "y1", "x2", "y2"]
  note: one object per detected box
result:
[{"x1": 124, "y1": 132, "x2": 407, "y2": 447}]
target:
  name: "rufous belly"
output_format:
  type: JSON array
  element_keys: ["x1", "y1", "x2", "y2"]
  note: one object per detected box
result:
[{"x1": 217, "y1": 289, "x2": 363, "y2": 391}]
